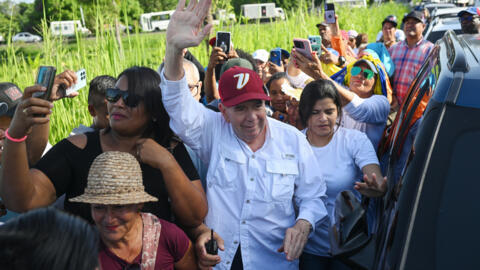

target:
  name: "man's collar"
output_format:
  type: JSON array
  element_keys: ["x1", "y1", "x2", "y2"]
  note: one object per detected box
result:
[{"x1": 405, "y1": 37, "x2": 425, "y2": 48}]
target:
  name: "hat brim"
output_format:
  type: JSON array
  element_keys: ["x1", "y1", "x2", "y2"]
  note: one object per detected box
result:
[
  {"x1": 382, "y1": 20, "x2": 398, "y2": 27},
  {"x1": 69, "y1": 191, "x2": 158, "y2": 205},
  {"x1": 354, "y1": 59, "x2": 378, "y2": 74},
  {"x1": 402, "y1": 16, "x2": 423, "y2": 24},
  {"x1": 222, "y1": 92, "x2": 271, "y2": 107}
]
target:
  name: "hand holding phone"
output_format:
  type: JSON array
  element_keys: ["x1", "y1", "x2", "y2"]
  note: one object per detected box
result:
[
  {"x1": 216, "y1": 31, "x2": 231, "y2": 54},
  {"x1": 65, "y1": 69, "x2": 87, "y2": 96},
  {"x1": 293, "y1": 38, "x2": 313, "y2": 60},
  {"x1": 33, "y1": 66, "x2": 56, "y2": 100},
  {"x1": 205, "y1": 229, "x2": 218, "y2": 255}
]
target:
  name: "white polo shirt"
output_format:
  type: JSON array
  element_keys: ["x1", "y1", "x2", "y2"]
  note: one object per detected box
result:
[{"x1": 159, "y1": 70, "x2": 328, "y2": 270}]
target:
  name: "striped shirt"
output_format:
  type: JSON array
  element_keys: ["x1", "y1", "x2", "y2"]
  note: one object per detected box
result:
[{"x1": 388, "y1": 38, "x2": 434, "y2": 105}]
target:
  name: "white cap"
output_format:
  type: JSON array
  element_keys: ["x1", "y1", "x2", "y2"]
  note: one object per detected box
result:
[{"x1": 252, "y1": 49, "x2": 269, "y2": 63}]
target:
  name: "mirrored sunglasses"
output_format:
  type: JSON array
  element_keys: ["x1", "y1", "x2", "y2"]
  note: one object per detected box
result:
[
  {"x1": 105, "y1": 88, "x2": 141, "y2": 108},
  {"x1": 351, "y1": 66, "x2": 374, "y2": 80}
]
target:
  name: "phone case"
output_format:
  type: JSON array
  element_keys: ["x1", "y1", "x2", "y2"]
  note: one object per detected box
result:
[
  {"x1": 65, "y1": 69, "x2": 87, "y2": 95},
  {"x1": 270, "y1": 49, "x2": 282, "y2": 66},
  {"x1": 216, "y1": 31, "x2": 231, "y2": 54},
  {"x1": 308, "y1": 35, "x2": 322, "y2": 54},
  {"x1": 293, "y1": 38, "x2": 313, "y2": 60},
  {"x1": 325, "y1": 4, "x2": 336, "y2": 24},
  {"x1": 33, "y1": 66, "x2": 56, "y2": 100}
]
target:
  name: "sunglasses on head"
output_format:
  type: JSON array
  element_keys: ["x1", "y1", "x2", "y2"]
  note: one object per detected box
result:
[
  {"x1": 105, "y1": 88, "x2": 142, "y2": 107},
  {"x1": 351, "y1": 66, "x2": 375, "y2": 80}
]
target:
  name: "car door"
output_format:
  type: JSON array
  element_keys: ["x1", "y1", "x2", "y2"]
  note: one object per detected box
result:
[{"x1": 375, "y1": 44, "x2": 442, "y2": 270}]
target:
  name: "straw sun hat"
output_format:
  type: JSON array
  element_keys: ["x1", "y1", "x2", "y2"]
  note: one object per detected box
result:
[{"x1": 69, "y1": 151, "x2": 158, "y2": 205}]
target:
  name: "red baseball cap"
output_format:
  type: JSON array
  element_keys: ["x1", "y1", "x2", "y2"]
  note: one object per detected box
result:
[{"x1": 218, "y1": 66, "x2": 270, "y2": 107}]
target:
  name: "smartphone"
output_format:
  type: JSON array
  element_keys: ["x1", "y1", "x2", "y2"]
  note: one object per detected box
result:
[
  {"x1": 33, "y1": 66, "x2": 56, "y2": 100},
  {"x1": 325, "y1": 3, "x2": 336, "y2": 24},
  {"x1": 216, "y1": 31, "x2": 231, "y2": 54},
  {"x1": 308, "y1": 35, "x2": 322, "y2": 54},
  {"x1": 293, "y1": 38, "x2": 313, "y2": 60},
  {"x1": 269, "y1": 48, "x2": 282, "y2": 66},
  {"x1": 65, "y1": 69, "x2": 87, "y2": 95}
]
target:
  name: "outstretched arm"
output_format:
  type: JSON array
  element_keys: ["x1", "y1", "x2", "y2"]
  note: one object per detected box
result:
[{"x1": 164, "y1": 0, "x2": 213, "y2": 81}]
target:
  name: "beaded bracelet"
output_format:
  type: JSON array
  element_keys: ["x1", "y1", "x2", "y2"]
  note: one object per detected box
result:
[{"x1": 5, "y1": 128, "x2": 27, "y2": 143}]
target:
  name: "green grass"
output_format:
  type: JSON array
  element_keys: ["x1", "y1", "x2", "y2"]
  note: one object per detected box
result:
[{"x1": 0, "y1": 3, "x2": 409, "y2": 144}]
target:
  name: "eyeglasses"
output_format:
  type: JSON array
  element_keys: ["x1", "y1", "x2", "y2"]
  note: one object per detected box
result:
[
  {"x1": 188, "y1": 82, "x2": 201, "y2": 96},
  {"x1": 351, "y1": 66, "x2": 374, "y2": 80},
  {"x1": 105, "y1": 88, "x2": 142, "y2": 108}
]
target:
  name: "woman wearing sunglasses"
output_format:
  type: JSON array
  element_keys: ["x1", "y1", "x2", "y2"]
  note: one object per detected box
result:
[
  {"x1": 297, "y1": 80, "x2": 385, "y2": 270},
  {"x1": 293, "y1": 50, "x2": 391, "y2": 150},
  {"x1": 1, "y1": 66, "x2": 207, "y2": 228}
]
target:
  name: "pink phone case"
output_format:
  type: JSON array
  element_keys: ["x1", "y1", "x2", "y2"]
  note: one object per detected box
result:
[{"x1": 293, "y1": 38, "x2": 313, "y2": 60}]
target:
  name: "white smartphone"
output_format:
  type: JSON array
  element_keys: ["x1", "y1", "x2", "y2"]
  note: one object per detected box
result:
[
  {"x1": 66, "y1": 69, "x2": 87, "y2": 95},
  {"x1": 325, "y1": 3, "x2": 336, "y2": 24}
]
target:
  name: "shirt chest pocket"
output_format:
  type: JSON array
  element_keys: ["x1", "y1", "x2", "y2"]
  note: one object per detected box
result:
[
  {"x1": 266, "y1": 159, "x2": 299, "y2": 201},
  {"x1": 212, "y1": 149, "x2": 246, "y2": 190}
]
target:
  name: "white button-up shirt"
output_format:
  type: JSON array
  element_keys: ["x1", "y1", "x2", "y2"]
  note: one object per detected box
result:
[{"x1": 160, "y1": 70, "x2": 328, "y2": 270}]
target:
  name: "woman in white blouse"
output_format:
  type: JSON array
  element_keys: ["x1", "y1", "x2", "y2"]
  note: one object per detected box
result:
[{"x1": 298, "y1": 79, "x2": 386, "y2": 270}]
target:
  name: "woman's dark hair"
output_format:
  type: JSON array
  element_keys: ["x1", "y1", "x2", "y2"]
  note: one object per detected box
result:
[
  {"x1": 299, "y1": 80, "x2": 342, "y2": 127},
  {"x1": 0, "y1": 207, "x2": 99, "y2": 270},
  {"x1": 111, "y1": 66, "x2": 174, "y2": 147},
  {"x1": 355, "y1": 33, "x2": 368, "y2": 48},
  {"x1": 265, "y1": 72, "x2": 288, "y2": 91}
]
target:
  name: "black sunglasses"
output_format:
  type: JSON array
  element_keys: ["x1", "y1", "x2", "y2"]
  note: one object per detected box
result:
[{"x1": 105, "y1": 88, "x2": 142, "y2": 108}]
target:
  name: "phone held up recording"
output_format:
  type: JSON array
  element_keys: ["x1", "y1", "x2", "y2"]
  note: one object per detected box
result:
[
  {"x1": 33, "y1": 66, "x2": 56, "y2": 100},
  {"x1": 325, "y1": 3, "x2": 336, "y2": 24},
  {"x1": 216, "y1": 31, "x2": 231, "y2": 54},
  {"x1": 269, "y1": 48, "x2": 282, "y2": 67},
  {"x1": 308, "y1": 35, "x2": 322, "y2": 55},
  {"x1": 293, "y1": 38, "x2": 313, "y2": 60}
]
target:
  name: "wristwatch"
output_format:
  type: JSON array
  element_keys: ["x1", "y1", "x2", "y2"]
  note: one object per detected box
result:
[{"x1": 337, "y1": 56, "x2": 346, "y2": 67}]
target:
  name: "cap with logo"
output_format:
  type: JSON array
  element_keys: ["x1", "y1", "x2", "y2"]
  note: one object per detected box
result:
[
  {"x1": 402, "y1": 11, "x2": 426, "y2": 24},
  {"x1": 0, "y1": 83, "x2": 22, "y2": 117},
  {"x1": 218, "y1": 66, "x2": 270, "y2": 107},
  {"x1": 382, "y1": 15, "x2": 398, "y2": 27},
  {"x1": 458, "y1": 7, "x2": 480, "y2": 17}
]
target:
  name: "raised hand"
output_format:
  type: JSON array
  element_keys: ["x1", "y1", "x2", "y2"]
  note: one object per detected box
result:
[
  {"x1": 355, "y1": 172, "x2": 387, "y2": 198},
  {"x1": 166, "y1": 0, "x2": 213, "y2": 50},
  {"x1": 293, "y1": 48, "x2": 324, "y2": 80},
  {"x1": 7, "y1": 85, "x2": 53, "y2": 139},
  {"x1": 50, "y1": 70, "x2": 79, "y2": 101}
]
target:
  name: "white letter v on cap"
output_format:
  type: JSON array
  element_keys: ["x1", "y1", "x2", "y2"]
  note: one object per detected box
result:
[{"x1": 233, "y1": 73, "x2": 250, "y2": 90}]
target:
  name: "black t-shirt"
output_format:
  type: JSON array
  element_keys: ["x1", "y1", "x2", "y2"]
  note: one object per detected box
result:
[{"x1": 34, "y1": 131, "x2": 199, "y2": 223}]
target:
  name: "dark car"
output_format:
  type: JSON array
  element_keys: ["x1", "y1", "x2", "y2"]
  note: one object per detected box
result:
[{"x1": 333, "y1": 31, "x2": 480, "y2": 270}]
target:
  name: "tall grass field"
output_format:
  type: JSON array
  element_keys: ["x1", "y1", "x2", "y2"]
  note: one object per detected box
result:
[{"x1": 0, "y1": 3, "x2": 409, "y2": 144}]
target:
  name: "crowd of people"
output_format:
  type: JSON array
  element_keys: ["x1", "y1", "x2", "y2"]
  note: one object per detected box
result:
[{"x1": 0, "y1": 0, "x2": 478, "y2": 269}]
